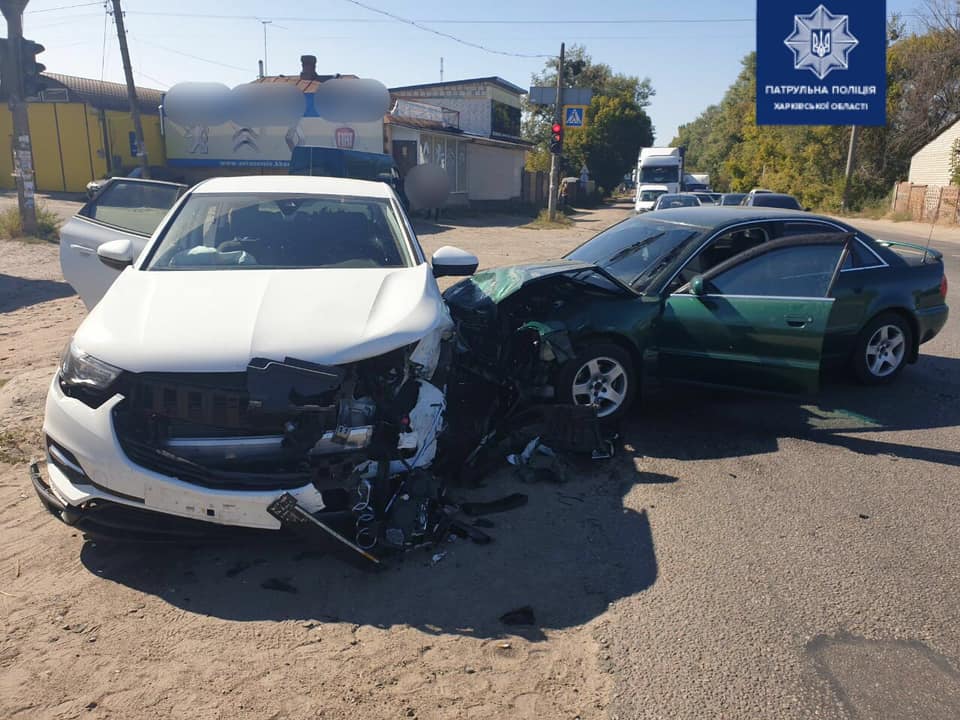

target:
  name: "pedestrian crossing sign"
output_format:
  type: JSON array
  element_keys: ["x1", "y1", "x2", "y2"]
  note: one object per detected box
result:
[{"x1": 563, "y1": 105, "x2": 588, "y2": 129}]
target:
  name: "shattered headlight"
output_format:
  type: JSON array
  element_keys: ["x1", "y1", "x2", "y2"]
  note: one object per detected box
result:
[{"x1": 59, "y1": 342, "x2": 123, "y2": 404}]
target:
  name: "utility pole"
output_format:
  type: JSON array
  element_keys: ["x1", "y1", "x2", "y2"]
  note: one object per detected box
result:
[
  {"x1": 1, "y1": 0, "x2": 37, "y2": 235},
  {"x1": 110, "y1": 0, "x2": 149, "y2": 178},
  {"x1": 547, "y1": 42, "x2": 564, "y2": 222},
  {"x1": 841, "y1": 125, "x2": 860, "y2": 212}
]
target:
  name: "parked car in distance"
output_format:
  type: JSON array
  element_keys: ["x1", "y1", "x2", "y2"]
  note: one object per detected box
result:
[
  {"x1": 45, "y1": 175, "x2": 479, "y2": 538},
  {"x1": 691, "y1": 192, "x2": 721, "y2": 206},
  {"x1": 635, "y1": 184, "x2": 670, "y2": 213},
  {"x1": 653, "y1": 193, "x2": 702, "y2": 210},
  {"x1": 720, "y1": 193, "x2": 746, "y2": 206},
  {"x1": 742, "y1": 192, "x2": 805, "y2": 210},
  {"x1": 445, "y1": 207, "x2": 949, "y2": 421}
]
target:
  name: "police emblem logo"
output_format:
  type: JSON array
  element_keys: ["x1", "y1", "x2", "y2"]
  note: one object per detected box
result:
[{"x1": 784, "y1": 4, "x2": 859, "y2": 80}]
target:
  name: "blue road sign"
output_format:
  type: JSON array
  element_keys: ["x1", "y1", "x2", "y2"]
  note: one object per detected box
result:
[
  {"x1": 564, "y1": 106, "x2": 586, "y2": 128},
  {"x1": 756, "y1": 1, "x2": 886, "y2": 126}
]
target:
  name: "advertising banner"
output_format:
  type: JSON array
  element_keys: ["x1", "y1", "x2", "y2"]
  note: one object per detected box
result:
[
  {"x1": 163, "y1": 79, "x2": 388, "y2": 168},
  {"x1": 756, "y1": 1, "x2": 887, "y2": 126}
]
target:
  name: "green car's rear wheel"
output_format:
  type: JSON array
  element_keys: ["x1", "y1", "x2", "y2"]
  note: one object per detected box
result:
[
  {"x1": 852, "y1": 312, "x2": 912, "y2": 385},
  {"x1": 556, "y1": 342, "x2": 636, "y2": 422}
]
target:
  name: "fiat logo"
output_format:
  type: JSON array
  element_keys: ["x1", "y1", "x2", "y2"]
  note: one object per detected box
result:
[{"x1": 335, "y1": 127, "x2": 355, "y2": 149}]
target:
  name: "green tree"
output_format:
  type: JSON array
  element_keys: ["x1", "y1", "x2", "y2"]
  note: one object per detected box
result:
[
  {"x1": 524, "y1": 45, "x2": 655, "y2": 189},
  {"x1": 565, "y1": 95, "x2": 654, "y2": 192}
]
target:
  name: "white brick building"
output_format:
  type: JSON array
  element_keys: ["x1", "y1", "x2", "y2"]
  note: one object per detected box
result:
[
  {"x1": 909, "y1": 119, "x2": 960, "y2": 186},
  {"x1": 387, "y1": 77, "x2": 530, "y2": 206}
]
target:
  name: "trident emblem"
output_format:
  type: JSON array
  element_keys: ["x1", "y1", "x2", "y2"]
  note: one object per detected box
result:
[{"x1": 811, "y1": 30, "x2": 831, "y2": 58}]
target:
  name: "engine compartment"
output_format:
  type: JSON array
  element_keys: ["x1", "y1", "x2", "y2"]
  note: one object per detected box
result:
[{"x1": 112, "y1": 340, "x2": 450, "y2": 493}]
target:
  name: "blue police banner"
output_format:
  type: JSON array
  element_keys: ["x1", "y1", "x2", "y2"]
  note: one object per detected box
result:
[{"x1": 757, "y1": 1, "x2": 887, "y2": 126}]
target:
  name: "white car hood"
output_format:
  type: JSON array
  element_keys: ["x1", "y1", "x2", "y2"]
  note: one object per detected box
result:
[{"x1": 73, "y1": 263, "x2": 452, "y2": 373}]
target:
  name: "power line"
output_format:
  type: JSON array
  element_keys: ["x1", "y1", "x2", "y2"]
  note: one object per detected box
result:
[
  {"x1": 121, "y1": 9, "x2": 753, "y2": 25},
  {"x1": 338, "y1": 0, "x2": 552, "y2": 58},
  {"x1": 129, "y1": 34, "x2": 252, "y2": 73},
  {"x1": 26, "y1": 1, "x2": 103, "y2": 13},
  {"x1": 134, "y1": 69, "x2": 169, "y2": 89}
]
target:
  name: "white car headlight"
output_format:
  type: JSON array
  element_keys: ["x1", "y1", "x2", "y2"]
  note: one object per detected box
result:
[{"x1": 59, "y1": 342, "x2": 123, "y2": 393}]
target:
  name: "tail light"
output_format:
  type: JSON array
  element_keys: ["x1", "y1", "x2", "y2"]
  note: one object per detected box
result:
[{"x1": 941, "y1": 275, "x2": 949, "y2": 300}]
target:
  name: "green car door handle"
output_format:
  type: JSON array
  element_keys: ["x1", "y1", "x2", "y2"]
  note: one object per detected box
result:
[{"x1": 785, "y1": 315, "x2": 814, "y2": 328}]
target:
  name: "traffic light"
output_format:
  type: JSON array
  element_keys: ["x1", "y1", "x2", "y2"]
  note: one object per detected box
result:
[
  {"x1": 549, "y1": 122, "x2": 563, "y2": 154},
  {"x1": 21, "y1": 39, "x2": 46, "y2": 97}
]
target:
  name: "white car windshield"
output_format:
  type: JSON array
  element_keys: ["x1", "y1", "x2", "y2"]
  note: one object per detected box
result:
[{"x1": 144, "y1": 193, "x2": 412, "y2": 270}]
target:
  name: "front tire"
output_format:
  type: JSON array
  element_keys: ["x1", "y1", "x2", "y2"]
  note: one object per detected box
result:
[
  {"x1": 852, "y1": 313, "x2": 912, "y2": 385},
  {"x1": 555, "y1": 342, "x2": 637, "y2": 422}
]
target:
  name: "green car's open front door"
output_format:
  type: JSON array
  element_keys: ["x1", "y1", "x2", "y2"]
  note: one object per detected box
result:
[{"x1": 654, "y1": 234, "x2": 851, "y2": 394}]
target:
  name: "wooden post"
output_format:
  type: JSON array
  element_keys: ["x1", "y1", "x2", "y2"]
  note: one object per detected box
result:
[{"x1": 110, "y1": 0, "x2": 150, "y2": 178}]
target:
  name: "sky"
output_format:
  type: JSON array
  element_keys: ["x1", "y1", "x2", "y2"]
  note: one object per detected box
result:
[{"x1": 17, "y1": 0, "x2": 925, "y2": 143}]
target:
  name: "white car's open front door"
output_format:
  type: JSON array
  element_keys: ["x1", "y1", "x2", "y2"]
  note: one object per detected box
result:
[{"x1": 60, "y1": 178, "x2": 186, "y2": 308}]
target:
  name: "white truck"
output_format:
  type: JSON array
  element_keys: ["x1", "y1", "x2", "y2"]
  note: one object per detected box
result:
[{"x1": 634, "y1": 148, "x2": 683, "y2": 209}]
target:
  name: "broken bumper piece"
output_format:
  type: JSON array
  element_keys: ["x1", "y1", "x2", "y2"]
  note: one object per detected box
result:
[{"x1": 30, "y1": 461, "x2": 269, "y2": 542}]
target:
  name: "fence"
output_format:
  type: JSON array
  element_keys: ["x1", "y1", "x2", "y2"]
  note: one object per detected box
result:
[
  {"x1": 892, "y1": 182, "x2": 960, "y2": 225},
  {"x1": 521, "y1": 170, "x2": 550, "y2": 208}
]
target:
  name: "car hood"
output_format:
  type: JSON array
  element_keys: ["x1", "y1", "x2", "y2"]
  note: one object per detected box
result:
[
  {"x1": 444, "y1": 260, "x2": 597, "y2": 308},
  {"x1": 74, "y1": 263, "x2": 451, "y2": 373}
]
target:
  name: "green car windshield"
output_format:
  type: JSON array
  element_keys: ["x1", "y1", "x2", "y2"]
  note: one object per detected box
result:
[{"x1": 566, "y1": 217, "x2": 702, "y2": 289}]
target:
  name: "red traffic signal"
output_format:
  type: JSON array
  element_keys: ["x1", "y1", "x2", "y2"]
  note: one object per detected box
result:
[{"x1": 550, "y1": 122, "x2": 563, "y2": 154}]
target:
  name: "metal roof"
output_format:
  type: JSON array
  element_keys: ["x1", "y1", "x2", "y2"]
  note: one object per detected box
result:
[
  {"x1": 389, "y1": 76, "x2": 527, "y2": 96},
  {"x1": 41, "y1": 73, "x2": 163, "y2": 114},
  {"x1": 253, "y1": 74, "x2": 358, "y2": 93}
]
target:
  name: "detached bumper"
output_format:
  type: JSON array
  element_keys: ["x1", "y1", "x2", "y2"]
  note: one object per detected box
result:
[{"x1": 30, "y1": 461, "x2": 269, "y2": 542}]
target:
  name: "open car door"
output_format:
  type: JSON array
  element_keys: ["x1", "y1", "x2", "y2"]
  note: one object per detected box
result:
[
  {"x1": 60, "y1": 177, "x2": 186, "y2": 308},
  {"x1": 655, "y1": 233, "x2": 852, "y2": 394}
]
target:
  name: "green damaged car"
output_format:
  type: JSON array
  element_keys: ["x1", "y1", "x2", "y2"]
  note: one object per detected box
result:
[{"x1": 443, "y1": 208, "x2": 949, "y2": 421}]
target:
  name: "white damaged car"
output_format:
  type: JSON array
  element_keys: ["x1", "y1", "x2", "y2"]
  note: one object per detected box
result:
[{"x1": 34, "y1": 176, "x2": 478, "y2": 545}]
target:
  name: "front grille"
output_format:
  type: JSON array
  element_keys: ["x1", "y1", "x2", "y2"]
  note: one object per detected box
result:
[
  {"x1": 113, "y1": 371, "x2": 352, "y2": 491},
  {"x1": 128, "y1": 372, "x2": 250, "y2": 430},
  {"x1": 118, "y1": 434, "x2": 312, "y2": 491}
]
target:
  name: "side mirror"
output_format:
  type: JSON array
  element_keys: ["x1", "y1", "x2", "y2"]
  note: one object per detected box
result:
[
  {"x1": 431, "y1": 245, "x2": 478, "y2": 278},
  {"x1": 690, "y1": 276, "x2": 705, "y2": 296},
  {"x1": 97, "y1": 238, "x2": 134, "y2": 271}
]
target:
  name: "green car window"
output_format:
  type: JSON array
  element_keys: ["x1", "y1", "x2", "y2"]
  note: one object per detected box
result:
[
  {"x1": 779, "y1": 222, "x2": 883, "y2": 270},
  {"x1": 707, "y1": 244, "x2": 845, "y2": 297},
  {"x1": 566, "y1": 217, "x2": 701, "y2": 289}
]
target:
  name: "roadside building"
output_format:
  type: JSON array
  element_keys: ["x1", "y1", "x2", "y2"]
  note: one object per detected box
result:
[
  {"x1": 908, "y1": 118, "x2": 960, "y2": 186},
  {"x1": 388, "y1": 77, "x2": 530, "y2": 206},
  {"x1": 0, "y1": 73, "x2": 165, "y2": 193}
]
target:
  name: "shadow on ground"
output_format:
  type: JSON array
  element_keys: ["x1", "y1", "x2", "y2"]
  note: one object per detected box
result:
[
  {"x1": 80, "y1": 462, "x2": 663, "y2": 638},
  {"x1": 630, "y1": 354, "x2": 960, "y2": 468},
  {"x1": 0, "y1": 273, "x2": 75, "y2": 313},
  {"x1": 411, "y1": 213, "x2": 535, "y2": 236},
  {"x1": 77, "y1": 354, "x2": 957, "y2": 634}
]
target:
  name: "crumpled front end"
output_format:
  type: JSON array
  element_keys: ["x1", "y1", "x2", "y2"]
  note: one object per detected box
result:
[
  {"x1": 443, "y1": 262, "x2": 627, "y2": 399},
  {"x1": 110, "y1": 339, "x2": 451, "y2": 493},
  {"x1": 39, "y1": 330, "x2": 454, "y2": 544}
]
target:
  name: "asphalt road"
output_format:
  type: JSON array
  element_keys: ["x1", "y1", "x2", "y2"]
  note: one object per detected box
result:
[{"x1": 604, "y1": 222, "x2": 960, "y2": 718}]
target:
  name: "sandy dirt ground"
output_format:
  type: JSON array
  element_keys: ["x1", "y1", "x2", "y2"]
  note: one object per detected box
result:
[{"x1": 0, "y1": 202, "x2": 633, "y2": 720}]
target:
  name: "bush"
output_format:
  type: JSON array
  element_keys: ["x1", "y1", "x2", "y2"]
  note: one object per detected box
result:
[{"x1": 0, "y1": 204, "x2": 61, "y2": 242}]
